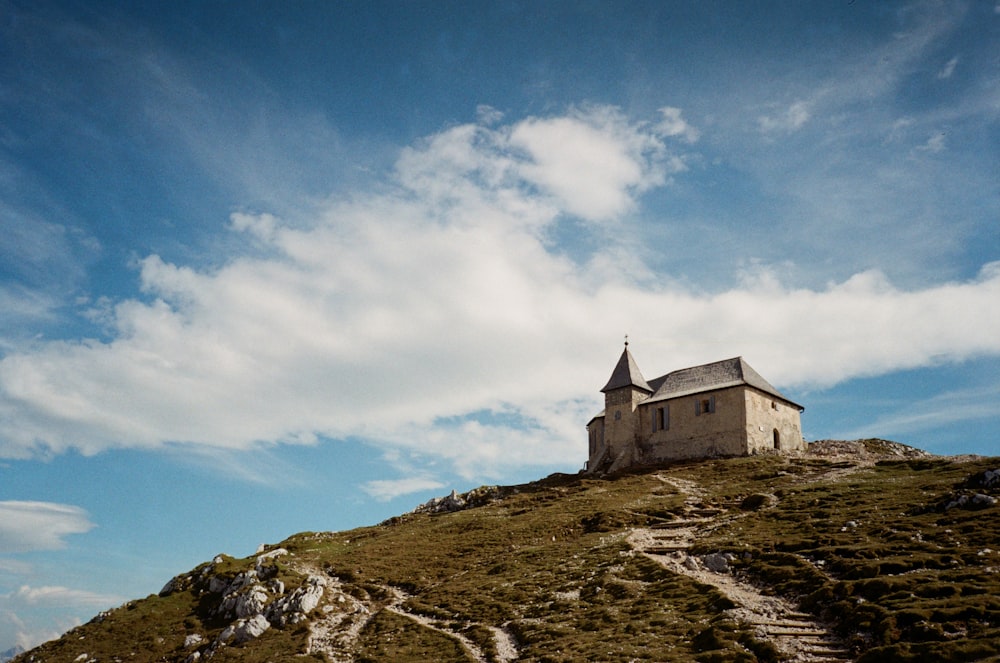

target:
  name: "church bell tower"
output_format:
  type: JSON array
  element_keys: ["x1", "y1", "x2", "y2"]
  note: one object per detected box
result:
[{"x1": 600, "y1": 338, "x2": 652, "y2": 462}]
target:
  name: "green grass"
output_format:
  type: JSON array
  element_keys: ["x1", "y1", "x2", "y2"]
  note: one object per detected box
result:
[{"x1": 17, "y1": 449, "x2": 1000, "y2": 663}]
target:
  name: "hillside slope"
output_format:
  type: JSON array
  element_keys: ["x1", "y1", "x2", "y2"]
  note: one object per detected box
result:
[{"x1": 16, "y1": 441, "x2": 1000, "y2": 663}]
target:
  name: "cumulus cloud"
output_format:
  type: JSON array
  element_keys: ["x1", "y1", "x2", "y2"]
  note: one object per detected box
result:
[
  {"x1": 0, "y1": 107, "x2": 998, "y2": 478},
  {"x1": 0, "y1": 502, "x2": 95, "y2": 553}
]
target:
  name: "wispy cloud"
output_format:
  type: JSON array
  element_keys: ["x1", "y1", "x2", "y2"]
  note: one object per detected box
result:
[
  {"x1": 0, "y1": 610, "x2": 70, "y2": 653},
  {"x1": 0, "y1": 559, "x2": 33, "y2": 576},
  {"x1": 0, "y1": 502, "x2": 94, "y2": 553},
  {"x1": 655, "y1": 106, "x2": 700, "y2": 143},
  {"x1": 757, "y1": 100, "x2": 811, "y2": 134},
  {"x1": 361, "y1": 477, "x2": 446, "y2": 502},
  {"x1": 833, "y1": 382, "x2": 1000, "y2": 442},
  {"x1": 1, "y1": 585, "x2": 121, "y2": 651},
  {"x1": 8, "y1": 585, "x2": 121, "y2": 608},
  {"x1": 915, "y1": 132, "x2": 947, "y2": 153},
  {"x1": 937, "y1": 56, "x2": 959, "y2": 79}
]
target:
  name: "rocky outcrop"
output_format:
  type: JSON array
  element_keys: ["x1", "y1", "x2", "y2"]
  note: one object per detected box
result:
[
  {"x1": 807, "y1": 438, "x2": 931, "y2": 459},
  {"x1": 411, "y1": 486, "x2": 502, "y2": 515},
  {"x1": 158, "y1": 547, "x2": 325, "y2": 658},
  {"x1": 216, "y1": 615, "x2": 270, "y2": 646},
  {"x1": 265, "y1": 575, "x2": 325, "y2": 627}
]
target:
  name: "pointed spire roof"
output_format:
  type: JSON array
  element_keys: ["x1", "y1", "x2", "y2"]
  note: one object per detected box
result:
[{"x1": 601, "y1": 340, "x2": 652, "y2": 393}]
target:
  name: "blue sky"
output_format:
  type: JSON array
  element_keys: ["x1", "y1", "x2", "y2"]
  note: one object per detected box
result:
[{"x1": 1, "y1": 0, "x2": 999, "y2": 650}]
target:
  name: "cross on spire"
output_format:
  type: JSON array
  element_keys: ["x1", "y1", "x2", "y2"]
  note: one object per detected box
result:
[{"x1": 624, "y1": 334, "x2": 629, "y2": 348}]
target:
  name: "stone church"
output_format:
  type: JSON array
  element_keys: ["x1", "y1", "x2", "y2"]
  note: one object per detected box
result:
[{"x1": 586, "y1": 342, "x2": 805, "y2": 473}]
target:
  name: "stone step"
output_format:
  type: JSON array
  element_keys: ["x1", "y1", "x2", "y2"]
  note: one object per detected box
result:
[
  {"x1": 785, "y1": 612, "x2": 816, "y2": 620},
  {"x1": 688, "y1": 508, "x2": 723, "y2": 517},
  {"x1": 645, "y1": 545, "x2": 689, "y2": 554},
  {"x1": 800, "y1": 654, "x2": 852, "y2": 662},
  {"x1": 650, "y1": 520, "x2": 705, "y2": 529},
  {"x1": 803, "y1": 646, "x2": 852, "y2": 655},
  {"x1": 756, "y1": 621, "x2": 826, "y2": 631},
  {"x1": 766, "y1": 629, "x2": 829, "y2": 638}
]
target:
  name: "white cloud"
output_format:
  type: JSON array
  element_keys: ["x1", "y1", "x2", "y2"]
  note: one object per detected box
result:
[
  {"x1": 0, "y1": 108, "x2": 998, "y2": 479},
  {"x1": 9, "y1": 586, "x2": 120, "y2": 608},
  {"x1": 0, "y1": 503, "x2": 94, "y2": 553},
  {"x1": 0, "y1": 610, "x2": 67, "y2": 653},
  {"x1": 833, "y1": 382, "x2": 1000, "y2": 445},
  {"x1": 915, "y1": 132, "x2": 947, "y2": 153},
  {"x1": 758, "y1": 100, "x2": 811, "y2": 133},
  {"x1": 937, "y1": 56, "x2": 959, "y2": 79},
  {"x1": 361, "y1": 477, "x2": 445, "y2": 502},
  {"x1": 1, "y1": 585, "x2": 120, "y2": 652},
  {"x1": 0, "y1": 560, "x2": 32, "y2": 576},
  {"x1": 508, "y1": 106, "x2": 672, "y2": 221},
  {"x1": 655, "y1": 107, "x2": 700, "y2": 143}
]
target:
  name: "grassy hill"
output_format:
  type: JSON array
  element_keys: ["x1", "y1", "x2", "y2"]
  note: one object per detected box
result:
[{"x1": 15, "y1": 441, "x2": 1000, "y2": 663}]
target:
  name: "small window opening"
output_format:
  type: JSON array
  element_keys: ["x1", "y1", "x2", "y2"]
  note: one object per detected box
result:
[{"x1": 696, "y1": 396, "x2": 716, "y2": 415}]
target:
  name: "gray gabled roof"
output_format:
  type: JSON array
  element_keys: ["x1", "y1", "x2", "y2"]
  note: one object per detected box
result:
[
  {"x1": 646, "y1": 356, "x2": 803, "y2": 411},
  {"x1": 601, "y1": 345, "x2": 652, "y2": 393}
]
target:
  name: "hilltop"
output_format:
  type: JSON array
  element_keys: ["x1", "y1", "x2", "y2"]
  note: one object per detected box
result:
[{"x1": 15, "y1": 441, "x2": 1000, "y2": 663}]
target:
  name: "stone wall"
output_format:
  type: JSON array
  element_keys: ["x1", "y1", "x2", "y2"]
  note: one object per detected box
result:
[
  {"x1": 587, "y1": 385, "x2": 806, "y2": 472},
  {"x1": 743, "y1": 388, "x2": 805, "y2": 453},
  {"x1": 638, "y1": 387, "x2": 748, "y2": 463},
  {"x1": 601, "y1": 387, "x2": 648, "y2": 462}
]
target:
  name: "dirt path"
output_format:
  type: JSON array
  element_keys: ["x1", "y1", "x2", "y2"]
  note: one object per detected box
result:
[
  {"x1": 291, "y1": 561, "x2": 519, "y2": 662},
  {"x1": 630, "y1": 474, "x2": 853, "y2": 662},
  {"x1": 385, "y1": 595, "x2": 489, "y2": 662},
  {"x1": 382, "y1": 589, "x2": 519, "y2": 663}
]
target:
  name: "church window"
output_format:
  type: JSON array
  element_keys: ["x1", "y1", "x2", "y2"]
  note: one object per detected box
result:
[
  {"x1": 696, "y1": 396, "x2": 716, "y2": 415},
  {"x1": 650, "y1": 405, "x2": 669, "y2": 432},
  {"x1": 614, "y1": 410, "x2": 621, "y2": 421}
]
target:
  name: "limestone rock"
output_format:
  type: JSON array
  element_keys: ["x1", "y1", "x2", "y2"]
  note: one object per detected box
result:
[
  {"x1": 217, "y1": 614, "x2": 270, "y2": 645},
  {"x1": 266, "y1": 575, "x2": 324, "y2": 626},
  {"x1": 965, "y1": 469, "x2": 1000, "y2": 490},
  {"x1": 207, "y1": 576, "x2": 229, "y2": 594},
  {"x1": 703, "y1": 552, "x2": 734, "y2": 573},
  {"x1": 415, "y1": 489, "x2": 466, "y2": 514},
  {"x1": 234, "y1": 586, "x2": 269, "y2": 618}
]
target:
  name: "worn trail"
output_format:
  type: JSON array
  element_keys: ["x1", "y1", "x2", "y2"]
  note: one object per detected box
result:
[
  {"x1": 293, "y1": 561, "x2": 519, "y2": 662},
  {"x1": 628, "y1": 475, "x2": 853, "y2": 662}
]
